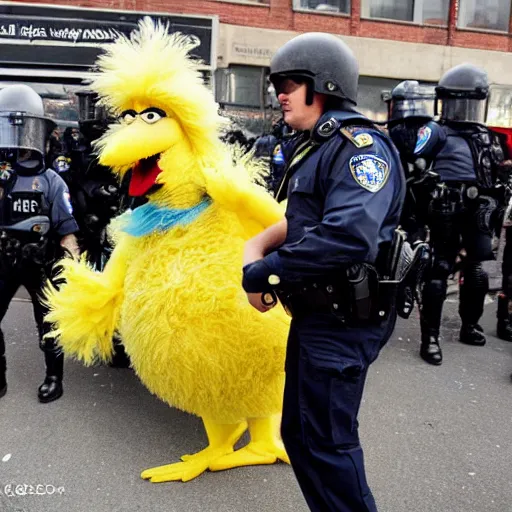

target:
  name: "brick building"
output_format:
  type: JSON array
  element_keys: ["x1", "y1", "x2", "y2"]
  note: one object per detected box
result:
[{"x1": 0, "y1": 0, "x2": 512, "y2": 128}]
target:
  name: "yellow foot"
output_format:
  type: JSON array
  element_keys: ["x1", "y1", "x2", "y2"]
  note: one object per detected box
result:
[
  {"x1": 209, "y1": 440, "x2": 290, "y2": 472},
  {"x1": 141, "y1": 420, "x2": 247, "y2": 483},
  {"x1": 141, "y1": 446, "x2": 233, "y2": 483}
]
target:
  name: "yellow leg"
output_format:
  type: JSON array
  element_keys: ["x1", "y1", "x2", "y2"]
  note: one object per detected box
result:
[
  {"x1": 209, "y1": 415, "x2": 290, "y2": 472},
  {"x1": 141, "y1": 418, "x2": 247, "y2": 483}
]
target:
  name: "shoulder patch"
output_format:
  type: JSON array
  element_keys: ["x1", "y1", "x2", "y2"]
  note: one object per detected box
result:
[
  {"x1": 63, "y1": 191, "x2": 73, "y2": 214},
  {"x1": 340, "y1": 127, "x2": 374, "y2": 148},
  {"x1": 415, "y1": 126, "x2": 432, "y2": 154},
  {"x1": 272, "y1": 144, "x2": 285, "y2": 164},
  {"x1": 349, "y1": 154, "x2": 389, "y2": 193}
]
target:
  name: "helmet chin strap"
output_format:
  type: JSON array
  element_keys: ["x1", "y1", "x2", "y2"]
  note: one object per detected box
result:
[{"x1": 305, "y1": 82, "x2": 314, "y2": 106}]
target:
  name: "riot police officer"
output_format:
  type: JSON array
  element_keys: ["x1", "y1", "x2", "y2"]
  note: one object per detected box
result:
[
  {"x1": 413, "y1": 64, "x2": 504, "y2": 365},
  {"x1": 0, "y1": 84, "x2": 80, "y2": 402},
  {"x1": 242, "y1": 33, "x2": 405, "y2": 512},
  {"x1": 387, "y1": 80, "x2": 434, "y2": 165},
  {"x1": 386, "y1": 80, "x2": 435, "y2": 242}
]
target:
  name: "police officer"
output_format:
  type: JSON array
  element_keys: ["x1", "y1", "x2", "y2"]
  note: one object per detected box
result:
[
  {"x1": 387, "y1": 80, "x2": 434, "y2": 165},
  {"x1": 0, "y1": 84, "x2": 80, "y2": 402},
  {"x1": 242, "y1": 33, "x2": 405, "y2": 512},
  {"x1": 386, "y1": 80, "x2": 435, "y2": 243},
  {"x1": 254, "y1": 118, "x2": 297, "y2": 196},
  {"x1": 413, "y1": 64, "x2": 504, "y2": 365}
]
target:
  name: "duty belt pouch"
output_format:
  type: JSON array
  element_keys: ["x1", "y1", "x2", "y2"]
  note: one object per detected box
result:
[
  {"x1": 428, "y1": 184, "x2": 464, "y2": 244},
  {"x1": 346, "y1": 264, "x2": 386, "y2": 324},
  {"x1": 378, "y1": 228, "x2": 430, "y2": 319}
]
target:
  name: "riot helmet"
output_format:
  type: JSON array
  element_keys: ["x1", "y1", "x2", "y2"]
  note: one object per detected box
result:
[
  {"x1": 269, "y1": 32, "x2": 359, "y2": 106},
  {"x1": 387, "y1": 80, "x2": 434, "y2": 125},
  {"x1": 435, "y1": 64, "x2": 489, "y2": 124},
  {"x1": 0, "y1": 84, "x2": 56, "y2": 176},
  {"x1": 386, "y1": 80, "x2": 434, "y2": 158}
]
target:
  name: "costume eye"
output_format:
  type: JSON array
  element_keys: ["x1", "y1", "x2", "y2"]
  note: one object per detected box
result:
[
  {"x1": 120, "y1": 110, "x2": 137, "y2": 124},
  {"x1": 140, "y1": 108, "x2": 166, "y2": 124}
]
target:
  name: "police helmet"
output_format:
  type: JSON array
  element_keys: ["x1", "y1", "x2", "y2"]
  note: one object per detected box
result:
[
  {"x1": 435, "y1": 64, "x2": 489, "y2": 123},
  {"x1": 269, "y1": 32, "x2": 359, "y2": 105},
  {"x1": 387, "y1": 80, "x2": 434, "y2": 125},
  {"x1": 0, "y1": 84, "x2": 56, "y2": 175}
]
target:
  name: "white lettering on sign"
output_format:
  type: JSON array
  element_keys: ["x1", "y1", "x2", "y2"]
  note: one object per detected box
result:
[
  {"x1": 83, "y1": 27, "x2": 120, "y2": 41},
  {"x1": 49, "y1": 27, "x2": 83, "y2": 43},
  {"x1": 13, "y1": 199, "x2": 39, "y2": 214},
  {"x1": 20, "y1": 25, "x2": 48, "y2": 39},
  {"x1": 0, "y1": 24, "x2": 15, "y2": 36}
]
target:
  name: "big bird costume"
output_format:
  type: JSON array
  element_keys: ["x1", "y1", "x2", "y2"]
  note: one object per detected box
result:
[{"x1": 45, "y1": 18, "x2": 291, "y2": 482}]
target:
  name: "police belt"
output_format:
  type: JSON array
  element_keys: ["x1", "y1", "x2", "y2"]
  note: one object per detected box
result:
[{"x1": 274, "y1": 266, "x2": 392, "y2": 325}]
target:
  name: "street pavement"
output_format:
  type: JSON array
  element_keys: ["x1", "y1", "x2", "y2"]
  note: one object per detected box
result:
[{"x1": 0, "y1": 294, "x2": 511, "y2": 512}]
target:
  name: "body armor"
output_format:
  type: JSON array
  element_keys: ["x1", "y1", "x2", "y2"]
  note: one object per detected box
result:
[{"x1": 452, "y1": 123, "x2": 504, "y2": 189}]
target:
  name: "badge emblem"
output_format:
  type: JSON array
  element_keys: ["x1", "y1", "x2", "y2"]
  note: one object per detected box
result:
[
  {"x1": 0, "y1": 162, "x2": 12, "y2": 182},
  {"x1": 349, "y1": 154, "x2": 389, "y2": 193},
  {"x1": 32, "y1": 177, "x2": 41, "y2": 191},
  {"x1": 415, "y1": 126, "x2": 432, "y2": 154},
  {"x1": 353, "y1": 133, "x2": 374, "y2": 148}
]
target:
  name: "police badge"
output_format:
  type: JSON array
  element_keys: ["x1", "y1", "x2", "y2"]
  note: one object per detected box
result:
[{"x1": 349, "y1": 154, "x2": 389, "y2": 193}]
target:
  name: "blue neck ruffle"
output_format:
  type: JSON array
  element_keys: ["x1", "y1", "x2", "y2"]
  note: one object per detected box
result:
[{"x1": 121, "y1": 197, "x2": 212, "y2": 237}]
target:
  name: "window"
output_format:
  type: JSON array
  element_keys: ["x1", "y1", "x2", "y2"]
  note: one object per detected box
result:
[
  {"x1": 361, "y1": 0, "x2": 449, "y2": 25},
  {"x1": 215, "y1": 66, "x2": 267, "y2": 109},
  {"x1": 458, "y1": 0, "x2": 511, "y2": 32},
  {"x1": 293, "y1": 0, "x2": 350, "y2": 14},
  {"x1": 487, "y1": 85, "x2": 512, "y2": 127}
]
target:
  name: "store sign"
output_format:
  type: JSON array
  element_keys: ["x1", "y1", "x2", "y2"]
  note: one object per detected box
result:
[
  {"x1": 0, "y1": 4, "x2": 214, "y2": 66},
  {"x1": 232, "y1": 44, "x2": 273, "y2": 60}
]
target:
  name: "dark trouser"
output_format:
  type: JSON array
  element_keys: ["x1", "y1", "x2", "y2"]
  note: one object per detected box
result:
[
  {"x1": 0, "y1": 264, "x2": 62, "y2": 380},
  {"x1": 421, "y1": 208, "x2": 493, "y2": 337},
  {"x1": 501, "y1": 226, "x2": 512, "y2": 298},
  {"x1": 281, "y1": 312, "x2": 396, "y2": 512}
]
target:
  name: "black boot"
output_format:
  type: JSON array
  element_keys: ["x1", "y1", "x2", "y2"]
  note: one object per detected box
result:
[
  {"x1": 0, "y1": 355, "x2": 6, "y2": 399},
  {"x1": 497, "y1": 294, "x2": 512, "y2": 341},
  {"x1": 38, "y1": 351, "x2": 63, "y2": 403},
  {"x1": 459, "y1": 324, "x2": 486, "y2": 346},
  {"x1": 420, "y1": 333, "x2": 443, "y2": 365}
]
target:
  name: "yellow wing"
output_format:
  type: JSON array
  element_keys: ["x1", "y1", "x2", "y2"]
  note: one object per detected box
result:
[
  {"x1": 44, "y1": 232, "x2": 130, "y2": 365},
  {"x1": 202, "y1": 152, "x2": 284, "y2": 238}
]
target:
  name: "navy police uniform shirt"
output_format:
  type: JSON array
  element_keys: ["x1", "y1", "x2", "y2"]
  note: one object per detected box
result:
[
  {"x1": 414, "y1": 121, "x2": 477, "y2": 182},
  {"x1": 243, "y1": 110, "x2": 406, "y2": 291},
  {"x1": 7, "y1": 168, "x2": 79, "y2": 237}
]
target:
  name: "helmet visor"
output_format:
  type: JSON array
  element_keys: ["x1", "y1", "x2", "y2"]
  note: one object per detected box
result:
[
  {"x1": 390, "y1": 98, "x2": 431, "y2": 121},
  {"x1": 0, "y1": 113, "x2": 51, "y2": 157},
  {"x1": 440, "y1": 98, "x2": 487, "y2": 123}
]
